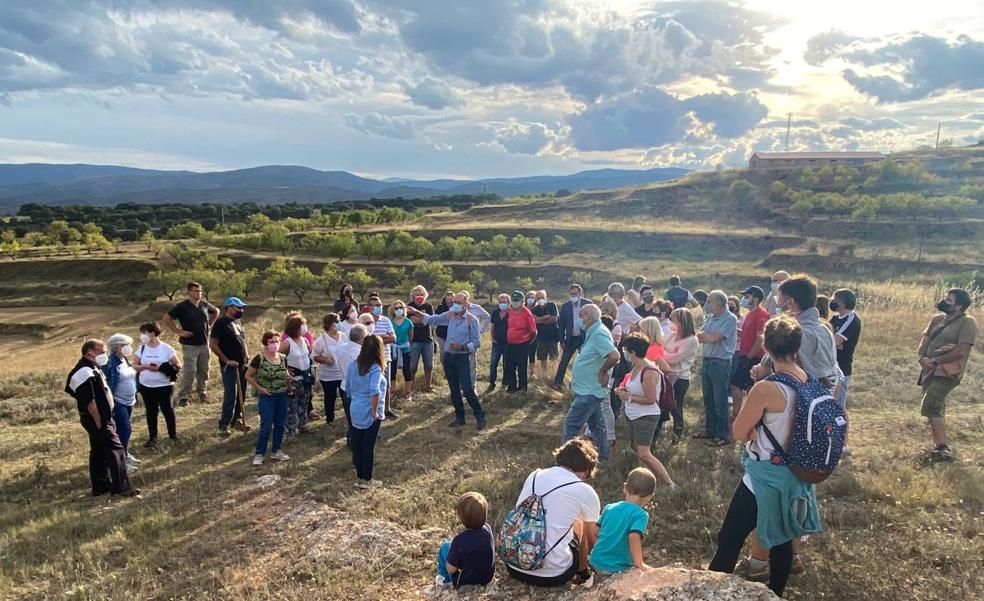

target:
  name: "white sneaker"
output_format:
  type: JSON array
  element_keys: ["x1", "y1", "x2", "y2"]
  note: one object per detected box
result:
[
  {"x1": 271, "y1": 450, "x2": 290, "y2": 462},
  {"x1": 126, "y1": 453, "x2": 141, "y2": 464},
  {"x1": 252, "y1": 454, "x2": 264, "y2": 466},
  {"x1": 365, "y1": 479, "x2": 382, "y2": 488},
  {"x1": 354, "y1": 480, "x2": 369, "y2": 489},
  {"x1": 125, "y1": 457, "x2": 139, "y2": 470}
]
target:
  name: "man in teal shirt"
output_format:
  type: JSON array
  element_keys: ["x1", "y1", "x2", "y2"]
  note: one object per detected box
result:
[{"x1": 564, "y1": 304, "x2": 619, "y2": 461}]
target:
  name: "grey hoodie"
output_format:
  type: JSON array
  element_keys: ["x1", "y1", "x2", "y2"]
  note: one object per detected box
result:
[{"x1": 762, "y1": 307, "x2": 840, "y2": 390}]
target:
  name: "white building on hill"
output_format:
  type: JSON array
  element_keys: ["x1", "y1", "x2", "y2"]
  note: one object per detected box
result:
[{"x1": 748, "y1": 151, "x2": 885, "y2": 170}]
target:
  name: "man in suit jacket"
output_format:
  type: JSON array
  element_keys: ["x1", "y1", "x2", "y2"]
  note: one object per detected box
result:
[{"x1": 552, "y1": 284, "x2": 594, "y2": 389}]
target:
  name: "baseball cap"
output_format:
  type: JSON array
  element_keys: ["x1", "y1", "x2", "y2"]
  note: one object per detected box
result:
[
  {"x1": 740, "y1": 286, "x2": 765, "y2": 301},
  {"x1": 224, "y1": 296, "x2": 248, "y2": 308},
  {"x1": 511, "y1": 290, "x2": 525, "y2": 301}
]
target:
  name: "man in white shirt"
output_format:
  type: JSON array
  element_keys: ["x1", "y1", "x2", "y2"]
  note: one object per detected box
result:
[
  {"x1": 337, "y1": 324, "x2": 367, "y2": 448},
  {"x1": 505, "y1": 438, "x2": 601, "y2": 587},
  {"x1": 608, "y1": 282, "x2": 642, "y2": 333}
]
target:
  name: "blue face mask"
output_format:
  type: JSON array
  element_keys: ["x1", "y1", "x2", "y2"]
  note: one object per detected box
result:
[
  {"x1": 498, "y1": 303, "x2": 508, "y2": 311},
  {"x1": 574, "y1": 317, "x2": 585, "y2": 331},
  {"x1": 451, "y1": 303, "x2": 464, "y2": 313},
  {"x1": 740, "y1": 297, "x2": 751, "y2": 309},
  {"x1": 372, "y1": 306, "x2": 382, "y2": 315},
  {"x1": 394, "y1": 308, "x2": 404, "y2": 317},
  {"x1": 526, "y1": 297, "x2": 535, "y2": 306}
]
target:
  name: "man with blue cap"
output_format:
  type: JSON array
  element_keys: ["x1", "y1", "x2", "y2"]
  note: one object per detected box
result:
[{"x1": 209, "y1": 297, "x2": 251, "y2": 435}]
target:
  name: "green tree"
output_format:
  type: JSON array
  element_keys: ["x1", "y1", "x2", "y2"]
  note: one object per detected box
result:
[
  {"x1": 346, "y1": 268, "x2": 375, "y2": 300},
  {"x1": 320, "y1": 262, "x2": 341, "y2": 297},
  {"x1": 262, "y1": 258, "x2": 292, "y2": 300},
  {"x1": 139, "y1": 230, "x2": 157, "y2": 251},
  {"x1": 412, "y1": 260, "x2": 453, "y2": 293},
  {"x1": 572, "y1": 270, "x2": 593, "y2": 292},
  {"x1": 260, "y1": 223, "x2": 291, "y2": 253},
  {"x1": 550, "y1": 235, "x2": 569, "y2": 251},
  {"x1": 727, "y1": 180, "x2": 758, "y2": 207},
  {"x1": 347, "y1": 210, "x2": 373, "y2": 229},
  {"x1": 246, "y1": 213, "x2": 273, "y2": 232},
  {"x1": 509, "y1": 234, "x2": 541, "y2": 264},
  {"x1": 148, "y1": 270, "x2": 187, "y2": 301},
  {"x1": 166, "y1": 221, "x2": 207, "y2": 239},
  {"x1": 284, "y1": 263, "x2": 320, "y2": 303},
  {"x1": 514, "y1": 275, "x2": 535, "y2": 293},
  {"x1": 240, "y1": 268, "x2": 261, "y2": 298},
  {"x1": 479, "y1": 234, "x2": 511, "y2": 262}
]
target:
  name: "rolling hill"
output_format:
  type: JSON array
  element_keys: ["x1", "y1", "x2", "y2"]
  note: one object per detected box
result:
[{"x1": 0, "y1": 163, "x2": 689, "y2": 212}]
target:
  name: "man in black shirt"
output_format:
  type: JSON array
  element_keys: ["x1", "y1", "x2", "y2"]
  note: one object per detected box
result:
[
  {"x1": 209, "y1": 297, "x2": 250, "y2": 435},
  {"x1": 163, "y1": 282, "x2": 219, "y2": 407},
  {"x1": 408, "y1": 286, "x2": 435, "y2": 392},
  {"x1": 487, "y1": 293, "x2": 510, "y2": 392},
  {"x1": 65, "y1": 339, "x2": 138, "y2": 497},
  {"x1": 829, "y1": 288, "x2": 862, "y2": 410},
  {"x1": 634, "y1": 285, "x2": 659, "y2": 318},
  {"x1": 531, "y1": 290, "x2": 560, "y2": 381}
]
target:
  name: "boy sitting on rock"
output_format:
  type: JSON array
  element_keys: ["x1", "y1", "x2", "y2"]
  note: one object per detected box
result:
[
  {"x1": 588, "y1": 468, "x2": 657, "y2": 577},
  {"x1": 436, "y1": 492, "x2": 495, "y2": 588}
]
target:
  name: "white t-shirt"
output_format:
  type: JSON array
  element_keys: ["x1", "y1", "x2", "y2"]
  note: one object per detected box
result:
[
  {"x1": 615, "y1": 300, "x2": 642, "y2": 332},
  {"x1": 511, "y1": 466, "x2": 600, "y2": 578},
  {"x1": 285, "y1": 337, "x2": 311, "y2": 371},
  {"x1": 312, "y1": 331, "x2": 347, "y2": 381},
  {"x1": 136, "y1": 342, "x2": 176, "y2": 388},
  {"x1": 337, "y1": 320, "x2": 355, "y2": 337},
  {"x1": 623, "y1": 366, "x2": 661, "y2": 420},
  {"x1": 742, "y1": 382, "x2": 795, "y2": 493}
]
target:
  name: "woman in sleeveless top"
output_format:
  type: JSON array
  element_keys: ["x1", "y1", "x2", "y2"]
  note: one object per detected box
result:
[
  {"x1": 709, "y1": 315, "x2": 821, "y2": 598},
  {"x1": 247, "y1": 331, "x2": 292, "y2": 465},
  {"x1": 614, "y1": 333, "x2": 675, "y2": 489},
  {"x1": 279, "y1": 315, "x2": 312, "y2": 438},
  {"x1": 312, "y1": 313, "x2": 347, "y2": 425},
  {"x1": 658, "y1": 308, "x2": 699, "y2": 443}
]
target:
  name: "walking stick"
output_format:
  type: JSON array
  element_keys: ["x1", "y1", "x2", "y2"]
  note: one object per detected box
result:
[{"x1": 235, "y1": 366, "x2": 251, "y2": 432}]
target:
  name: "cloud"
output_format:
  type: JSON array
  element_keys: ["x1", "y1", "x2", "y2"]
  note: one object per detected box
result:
[
  {"x1": 344, "y1": 112, "x2": 416, "y2": 140},
  {"x1": 812, "y1": 33, "x2": 984, "y2": 102},
  {"x1": 488, "y1": 119, "x2": 567, "y2": 155},
  {"x1": 159, "y1": 0, "x2": 362, "y2": 34},
  {"x1": 803, "y1": 30, "x2": 861, "y2": 66},
  {"x1": 403, "y1": 77, "x2": 462, "y2": 110},
  {"x1": 0, "y1": 136, "x2": 221, "y2": 170},
  {"x1": 838, "y1": 116, "x2": 907, "y2": 131},
  {"x1": 568, "y1": 87, "x2": 767, "y2": 151}
]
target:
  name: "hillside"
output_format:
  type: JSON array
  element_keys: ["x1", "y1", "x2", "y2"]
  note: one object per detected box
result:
[{"x1": 0, "y1": 163, "x2": 688, "y2": 212}]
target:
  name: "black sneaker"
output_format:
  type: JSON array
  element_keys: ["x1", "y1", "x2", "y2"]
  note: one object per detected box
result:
[
  {"x1": 143, "y1": 438, "x2": 158, "y2": 449},
  {"x1": 385, "y1": 410, "x2": 399, "y2": 419},
  {"x1": 448, "y1": 420, "x2": 465, "y2": 428},
  {"x1": 932, "y1": 444, "x2": 955, "y2": 461},
  {"x1": 177, "y1": 398, "x2": 189, "y2": 407},
  {"x1": 476, "y1": 419, "x2": 487, "y2": 431}
]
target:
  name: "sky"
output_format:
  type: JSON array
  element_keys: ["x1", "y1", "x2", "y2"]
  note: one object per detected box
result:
[{"x1": 0, "y1": 0, "x2": 982, "y2": 179}]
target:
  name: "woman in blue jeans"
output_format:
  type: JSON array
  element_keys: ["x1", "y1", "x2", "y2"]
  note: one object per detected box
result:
[
  {"x1": 345, "y1": 333, "x2": 387, "y2": 489},
  {"x1": 103, "y1": 333, "x2": 139, "y2": 469},
  {"x1": 246, "y1": 331, "x2": 292, "y2": 466}
]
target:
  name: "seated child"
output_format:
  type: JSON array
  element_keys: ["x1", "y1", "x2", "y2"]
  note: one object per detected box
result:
[
  {"x1": 436, "y1": 492, "x2": 495, "y2": 588},
  {"x1": 588, "y1": 467, "x2": 657, "y2": 576}
]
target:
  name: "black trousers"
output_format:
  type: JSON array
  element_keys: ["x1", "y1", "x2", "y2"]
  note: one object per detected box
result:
[
  {"x1": 709, "y1": 481, "x2": 794, "y2": 597},
  {"x1": 320, "y1": 380, "x2": 343, "y2": 423},
  {"x1": 80, "y1": 414, "x2": 131, "y2": 495},
  {"x1": 553, "y1": 335, "x2": 584, "y2": 385},
  {"x1": 504, "y1": 343, "x2": 530, "y2": 391},
  {"x1": 655, "y1": 378, "x2": 690, "y2": 442},
  {"x1": 142, "y1": 385, "x2": 175, "y2": 440},
  {"x1": 350, "y1": 419, "x2": 381, "y2": 481}
]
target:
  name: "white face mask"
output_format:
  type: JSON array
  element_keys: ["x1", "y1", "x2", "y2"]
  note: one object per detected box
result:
[
  {"x1": 348, "y1": 311, "x2": 357, "y2": 321},
  {"x1": 364, "y1": 323, "x2": 375, "y2": 334},
  {"x1": 300, "y1": 324, "x2": 309, "y2": 335},
  {"x1": 94, "y1": 353, "x2": 109, "y2": 367},
  {"x1": 139, "y1": 334, "x2": 151, "y2": 345},
  {"x1": 770, "y1": 282, "x2": 780, "y2": 291},
  {"x1": 122, "y1": 344, "x2": 133, "y2": 356},
  {"x1": 536, "y1": 299, "x2": 546, "y2": 306}
]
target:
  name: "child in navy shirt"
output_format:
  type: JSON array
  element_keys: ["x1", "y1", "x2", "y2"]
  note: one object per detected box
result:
[{"x1": 436, "y1": 492, "x2": 495, "y2": 588}]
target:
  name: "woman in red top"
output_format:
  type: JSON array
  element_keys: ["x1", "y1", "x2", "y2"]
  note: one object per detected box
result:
[
  {"x1": 638, "y1": 317, "x2": 671, "y2": 372},
  {"x1": 504, "y1": 290, "x2": 537, "y2": 393}
]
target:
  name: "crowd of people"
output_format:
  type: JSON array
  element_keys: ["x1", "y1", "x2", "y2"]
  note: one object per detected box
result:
[{"x1": 66, "y1": 273, "x2": 977, "y2": 597}]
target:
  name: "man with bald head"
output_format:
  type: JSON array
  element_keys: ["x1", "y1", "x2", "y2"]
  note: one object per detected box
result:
[
  {"x1": 765, "y1": 271, "x2": 790, "y2": 316},
  {"x1": 696, "y1": 291, "x2": 738, "y2": 446},
  {"x1": 409, "y1": 291, "x2": 486, "y2": 429}
]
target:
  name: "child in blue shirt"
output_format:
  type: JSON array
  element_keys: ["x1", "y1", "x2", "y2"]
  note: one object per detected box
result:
[
  {"x1": 436, "y1": 492, "x2": 495, "y2": 588},
  {"x1": 589, "y1": 467, "x2": 657, "y2": 575}
]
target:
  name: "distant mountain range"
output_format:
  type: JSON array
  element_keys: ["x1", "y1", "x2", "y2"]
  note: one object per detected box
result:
[{"x1": 0, "y1": 163, "x2": 689, "y2": 212}]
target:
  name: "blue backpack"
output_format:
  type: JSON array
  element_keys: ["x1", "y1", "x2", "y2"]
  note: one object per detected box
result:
[
  {"x1": 496, "y1": 471, "x2": 582, "y2": 571},
  {"x1": 761, "y1": 372, "x2": 848, "y2": 483}
]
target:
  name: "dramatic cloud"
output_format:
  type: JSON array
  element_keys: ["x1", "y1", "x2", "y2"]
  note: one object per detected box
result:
[
  {"x1": 803, "y1": 30, "x2": 861, "y2": 66},
  {"x1": 403, "y1": 77, "x2": 462, "y2": 110},
  {"x1": 808, "y1": 32, "x2": 984, "y2": 102},
  {"x1": 568, "y1": 87, "x2": 767, "y2": 151},
  {"x1": 488, "y1": 119, "x2": 567, "y2": 155},
  {"x1": 344, "y1": 112, "x2": 416, "y2": 139},
  {"x1": 838, "y1": 116, "x2": 906, "y2": 131}
]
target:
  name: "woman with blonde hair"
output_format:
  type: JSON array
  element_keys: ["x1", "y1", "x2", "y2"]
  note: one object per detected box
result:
[
  {"x1": 389, "y1": 299, "x2": 414, "y2": 405},
  {"x1": 658, "y1": 308, "x2": 700, "y2": 443},
  {"x1": 637, "y1": 316, "x2": 671, "y2": 373}
]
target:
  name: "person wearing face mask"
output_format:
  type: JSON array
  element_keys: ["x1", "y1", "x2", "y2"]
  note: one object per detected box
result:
[
  {"x1": 730, "y1": 287, "x2": 769, "y2": 422},
  {"x1": 132, "y1": 321, "x2": 181, "y2": 448},
  {"x1": 626, "y1": 275, "x2": 647, "y2": 307},
  {"x1": 408, "y1": 285, "x2": 435, "y2": 393},
  {"x1": 563, "y1": 303, "x2": 619, "y2": 462},
  {"x1": 103, "y1": 333, "x2": 140, "y2": 470},
  {"x1": 338, "y1": 305, "x2": 359, "y2": 337},
  {"x1": 633, "y1": 285, "x2": 659, "y2": 318},
  {"x1": 487, "y1": 293, "x2": 511, "y2": 393},
  {"x1": 608, "y1": 282, "x2": 642, "y2": 334},
  {"x1": 504, "y1": 290, "x2": 538, "y2": 393},
  {"x1": 389, "y1": 300, "x2": 415, "y2": 405},
  {"x1": 828, "y1": 289, "x2": 861, "y2": 412},
  {"x1": 655, "y1": 300, "x2": 674, "y2": 340},
  {"x1": 531, "y1": 290, "x2": 560, "y2": 382},
  {"x1": 284, "y1": 310, "x2": 319, "y2": 422},
  {"x1": 917, "y1": 287, "x2": 977, "y2": 461},
  {"x1": 409, "y1": 291, "x2": 485, "y2": 429},
  {"x1": 334, "y1": 283, "x2": 358, "y2": 315},
  {"x1": 553, "y1": 284, "x2": 593, "y2": 390},
  {"x1": 210, "y1": 298, "x2": 250, "y2": 437},
  {"x1": 434, "y1": 291, "x2": 455, "y2": 373},
  {"x1": 695, "y1": 291, "x2": 738, "y2": 447},
  {"x1": 657, "y1": 308, "x2": 700, "y2": 444},
  {"x1": 366, "y1": 293, "x2": 398, "y2": 418},
  {"x1": 312, "y1": 313, "x2": 347, "y2": 426},
  {"x1": 66, "y1": 339, "x2": 138, "y2": 497},
  {"x1": 279, "y1": 316, "x2": 313, "y2": 438},
  {"x1": 765, "y1": 271, "x2": 790, "y2": 317},
  {"x1": 247, "y1": 331, "x2": 291, "y2": 466},
  {"x1": 525, "y1": 290, "x2": 539, "y2": 376}
]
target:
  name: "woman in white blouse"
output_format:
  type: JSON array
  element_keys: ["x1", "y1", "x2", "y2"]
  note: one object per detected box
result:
[{"x1": 312, "y1": 312, "x2": 348, "y2": 426}]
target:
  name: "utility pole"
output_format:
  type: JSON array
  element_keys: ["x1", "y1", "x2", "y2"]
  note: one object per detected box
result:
[
  {"x1": 785, "y1": 113, "x2": 792, "y2": 151},
  {"x1": 935, "y1": 122, "x2": 941, "y2": 150}
]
